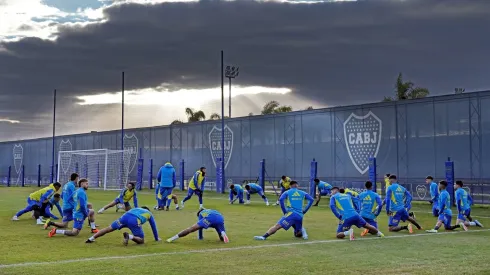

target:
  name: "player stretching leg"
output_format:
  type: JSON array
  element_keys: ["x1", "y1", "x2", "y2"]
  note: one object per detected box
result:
[
  {"x1": 48, "y1": 179, "x2": 98, "y2": 237},
  {"x1": 426, "y1": 176, "x2": 439, "y2": 217},
  {"x1": 167, "y1": 208, "x2": 229, "y2": 243},
  {"x1": 386, "y1": 175, "x2": 422, "y2": 233},
  {"x1": 35, "y1": 194, "x2": 63, "y2": 222},
  {"x1": 455, "y1": 180, "x2": 483, "y2": 228},
  {"x1": 164, "y1": 194, "x2": 180, "y2": 211},
  {"x1": 44, "y1": 174, "x2": 78, "y2": 229},
  {"x1": 12, "y1": 182, "x2": 62, "y2": 224},
  {"x1": 86, "y1": 207, "x2": 161, "y2": 245},
  {"x1": 244, "y1": 183, "x2": 269, "y2": 205},
  {"x1": 229, "y1": 184, "x2": 244, "y2": 204},
  {"x1": 273, "y1": 175, "x2": 291, "y2": 206},
  {"x1": 359, "y1": 181, "x2": 383, "y2": 236},
  {"x1": 313, "y1": 178, "x2": 332, "y2": 206},
  {"x1": 181, "y1": 167, "x2": 206, "y2": 209},
  {"x1": 98, "y1": 182, "x2": 138, "y2": 214},
  {"x1": 254, "y1": 181, "x2": 313, "y2": 241}
]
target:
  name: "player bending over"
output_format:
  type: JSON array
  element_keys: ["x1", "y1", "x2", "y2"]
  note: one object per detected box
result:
[
  {"x1": 386, "y1": 175, "x2": 422, "y2": 233},
  {"x1": 156, "y1": 162, "x2": 176, "y2": 209},
  {"x1": 244, "y1": 183, "x2": 269, "y2": 205},
  {"x1": 426, "y1": 176, "x2": 439, "y2": 217},
  {"x1": 12, "y1": 182, "x2": 62, "y2": 224},
  {"x1": 330, "y1": 187, "x2": 384, "y2": 240},
  {"x1": 86, "y1": 206, "x2": 160, "y2": 245},
  {"x1": 273, "y1": 175, "x2": 291, "y2": 206},
  {"x1": 35, "y1": 194, "x2": 63, "y2": 221},
  {"x1": 98, "y1": 182, "x2": 138, "y2": 214},
  {"x1": 181, "y1": 167, "x2": 206, "y2": 209},
  {"x1": 359, "y1": 181, "x2": 383, "y2": 237},
  {"x1": 454, "y1": 180, "x2": 483, "y2": 228},
  {"x1": 254, "y1": 181, "x2": 313, "y2": 241},
  {"x1": 48, "y1": 179, "x2": 98, "y2": 237},
  {"x1": 340, "y1": 188, "x2": 360, "y2": 211},
  {"x1": 44, "y1": 173, "x2": 78, "y2": 229},
  {"x1": 381, "y1": 174, "x2": 390, "y2": 206},
  {"x1": 167, "y1": 208, "x2": 229, "y2": 243},
  {"x1": 229, "y1": 184, "x2": 244, "y2": 204},
  {"x1": 313, "y1": 178, "x2": 332, "y2": 206}
]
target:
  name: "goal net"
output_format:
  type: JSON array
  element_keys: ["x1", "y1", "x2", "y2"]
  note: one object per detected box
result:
[{"x1": 57, "y1": 149, "x2": 132, "y2": 190}]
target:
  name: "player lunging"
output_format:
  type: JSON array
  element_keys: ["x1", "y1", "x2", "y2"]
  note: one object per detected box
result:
[
  {"x1": 44, "y1": 174, "x2": 78, "y2": 230},
  {"x1": 156, "y1": 162, "x2": 176, "y2": 209},
  {"x1": 359, "y1": 181, "x2": 383, "y2": 237},
  {"x1": 254, "y1": 181, "x2": 313, "y2": 241},
  {"x1": 98, "y1": 182, "x2": 138, "y2": 214},
  {"x1": 426, "y1": 176, "x2": 439, "y2": 217},
  {"x1": 454, "y1": 180, "x2": 483, "y2": 228},
  {"x1": 244, "y1": 183, "x2": 269, "y2": 205},
  {"x1": 167, "y1": 208, "x2": 229, "y2": 243},
  {"x1": 386, "y1": 175, "x2": 422, "y2": 233},
  {"x1": 86, "y1": 207, "x2": 160, "y2": 245},
  {"x1": 181, "y1": 167, "x2": 206, "y2": 209},
  {"x1": 12, "y1": 182, "x2": 62, "y2": 224},
  {"x1": 35, "y1": 194, "x2": 63, "y2": 221},
  {"x1": 229, "y1": 184, "x2": 244, "y2": 204},
  {"x1": 313, "y1": 178, "x2": 332, "y2": 206},
  {"x1": 48, "y1": 179, "x2": 98, "y2": 237},
  {"x1": 273, "y1": 175, "x2": 291, "y2": 206},
  {"x1": 330, "y1": 187, "x2": 384, "y2": 240}
]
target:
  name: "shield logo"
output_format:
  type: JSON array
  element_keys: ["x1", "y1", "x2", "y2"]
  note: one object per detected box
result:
[
  {"x1": 59, "y1": 139, "x2": 73, "y2": 174},
  {"x1": 208, "y1": 125, "x2": 234, "y2": 169},
  {"x1": 416, "y1": 185, "x2": 427, "y2": 200},
  {"x1": 123, "y1": 134, "x2": 139, "y2": 174},
  {"x1": 343, "y1": 111, "x2": 382, "y2": 174},
  {"x1": 13, "y1": 144, "x2": 23, "y2": 174}
]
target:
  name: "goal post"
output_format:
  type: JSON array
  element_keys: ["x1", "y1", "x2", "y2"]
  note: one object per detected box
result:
[{"x1": 57, "y1": 149, "x2": 131, "y2": 190}]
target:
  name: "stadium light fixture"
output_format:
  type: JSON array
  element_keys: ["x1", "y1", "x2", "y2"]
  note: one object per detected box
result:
[{"x1": 225, "y1": 65, "x2": 239, "y2": 118}]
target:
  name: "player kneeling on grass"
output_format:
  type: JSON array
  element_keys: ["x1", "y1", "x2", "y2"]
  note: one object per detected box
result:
[
  {"x1": 86, "y1": 206, "x2": 161, "y2": 245},
  {"x1": 229, "y1": 184, "x2": 244, "y2": 204},
  {"x1": 386, "y1": 175, "x2": 422, "y2": 233},
  {"x1": 454, "y1": 180, "x2": 483, "y2": 228},
  {"x1": 330, "y1": 187, "x2": 384, "y2": 240},
  {"x1": 48, "y1": 179, "x2": 98, "y2": 237},
  {"x1": 12, "y1": 182, "x2": 62, "y2": 224},
  {"x1": 254, "y1": 181, "x2": 313, "y2": 241},
  {"x1": 167, "y1": 208, "x2": 229, "y2": 243},
  {"x1": 98, "y1": 182, "x2": 138, "y2": 214},
  {"x1": 358, "y1": 181, "x2": 383, "y2": 237},
  {"x1": 244, "y1": 183, "x2": 269, "y2": 205},
  {"x1": 34, "y1": 194, "x2": 63, "y2": 221}
]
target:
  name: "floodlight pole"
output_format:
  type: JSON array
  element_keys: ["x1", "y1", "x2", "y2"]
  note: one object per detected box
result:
[
  {"x1": 220, "y1": 51, "x2": 225, "y2": 193},
  {"x1": 228, "y1": 77, "x2": 232, "y2": 118},
  {"x1": 51, "y1": 89, "x2": 56, "y2": 182},
  {"x1": 225, "y1": 65, "x2": 239, "y2": 118},
  {"x1": 121, "y1": 71, "x2": 125, "y2": 151}
]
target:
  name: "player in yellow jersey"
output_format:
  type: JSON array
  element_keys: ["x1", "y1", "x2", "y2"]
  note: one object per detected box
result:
[
  {"x1": 98, "y1": 182, "x2": 138, "y2": 214},
  {"x1": 273, "y1": 175, "x2": 291, "y2": 206},
  {"x1": 13, "y1": 182, "x2": 62, "y2": 224},
  {"x1": 181, "y1": 167, "x2": 206, "y2": 209}
]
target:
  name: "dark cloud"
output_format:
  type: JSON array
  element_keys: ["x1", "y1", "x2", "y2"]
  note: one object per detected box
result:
[{"x1": 1, "y1": 0, "x2": 490, "y2": 141}]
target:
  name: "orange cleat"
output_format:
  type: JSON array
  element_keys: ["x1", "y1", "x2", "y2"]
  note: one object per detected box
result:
[
  {"x1": 408, "y1": 224, "x2": 414, "y2": 234},
  {"x1": 91, "y1": 228, "x2": 99, "y2": 234},
  {"x1": 360, "y1": 229, "x2": 369, "y2": 237},
  {"x1": 48, "y1": 228, "x2": 56, "y2": 238}
]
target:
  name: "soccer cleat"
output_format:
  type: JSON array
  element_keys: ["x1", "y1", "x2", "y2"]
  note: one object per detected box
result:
[
  {"x1": 245, "y1": 200, "x2": 250, "y2": 205},
  {"x1": 166, "y1": 238, "x2": 173, "y2": 243},
  {"x1": 153, "y1": 205, "x2": 158, "y2": 210},
  {"x1": 221, "y1": 232, "x2": 229, "y2": 243},
  {"x1": 266, "y1": 202, "x2": 270, "y2": 206},
  {"x1": 348, "y1": 229, "x2": 355, "y2": 241},
  {"x1": 377, "y1": 231, "x2": 385, "y2": 237},
  {"x1": 123, "y1": 232, "x2": 129, "y2": 246},
  {"x1": 48, "y1": 228, "x2": 57, "y2": 237},
  {"x1": 180, "y1": 201, "x2": 185, "y2": 208},
  {"x1": 175, "y1": 205, "x2": 180, "y2": 210},
  {"x1": 360, "y1": 229, "x2": 369, "y2": 237},
  {"x1": 409, "y1": 212, "x2": 416, "y2": 219},
  {"x1": 408, "y1": 224, "x2": 414, "y2": 234},
  {"x1": 97, "y1": 208, "x2": 104, "y2": 214},
  {"x1": 85, "y1": 239, "x2": 94, "y2": 243},
  {"x1": 254, "y1": 236, "x2": 266, "y2": 241},
  {"x1": 475, "y1": 220, "x2": 483, "y2": 227},
  {"x1": 36, "y1": 219, "x2": 45, "y2": 225},
  {"x1": 43, "y1": 219, "x2": 51, "y2": 230},
  {"x1": 11, "y1": 216, "x2": 19, "y2": 221},
  {"x1": 91, "y1": 228, "x2": 99, "y2": 234},
  {"x1": 229, "y1": 201, "x2": 233, "y2": 204},
  {"x1": 426, "y1": 229, "x2": 438, "y2": 233},
  {"x1": 301, "y1": 228, "x2": 308, "y2": 240},
  {"x1": 460, "y1": 222, "x2": 468, "y2": 231},
  {"x1": 165, "y1": 206, "x2": 169, "y2": 211}
]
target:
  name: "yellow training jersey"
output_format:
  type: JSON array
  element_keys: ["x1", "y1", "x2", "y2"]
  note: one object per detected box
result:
[
  {"x1": 281, "y1": 177, "x2": 292, "y2": 189},
  {"x1": 344, "y1": 188, "x2": 359, "y2": 197},
  {"x1": 188, "y1": 171, "x2": 205, "y2": 190},
  {"x1": 29, "y1": 184, "x2": 57, "y2": 201},
  {"x1": 384, "y1": 178, "x2": 391, "y2": 191}
]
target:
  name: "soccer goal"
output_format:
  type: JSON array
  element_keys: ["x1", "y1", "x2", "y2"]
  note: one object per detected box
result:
[{"x1": 57, "y1": 149, "x2": 132, "y2": 190}]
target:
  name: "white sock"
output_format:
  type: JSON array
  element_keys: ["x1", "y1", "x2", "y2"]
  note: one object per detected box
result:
[
  {"x1": 469, "y1": 222, "x2": 476, "y2": 226},
  {"x1": 128, "y1": 234, "x2": 134, "y2": 240},
  {"x1": 377, "y1": 231, "x2": 383, "y2": 236},
  {"x1": 302, "y1": 228, "x2": 307, "y2": 235},
  {"x1": 344, "y1": 230, "x2": 350, "y2": 236},
  {"x1": 37, "y1": 218, "x2": 42, "y2": 222},
  {"x1": 90, "y1": 222, "x2": 96, "y2": 229},
  {"x1": 56, "y1": 230, "x2": 65, "y2": 234},
  {"x1": 89, "y1": 236, "x2": 95, "y2": 241},
  {"x1": 98, "y1": 208, "x2": 104, "y2": 213},
  {"x1": 170, "y1": 234, "x2": 179, "y2": 241},
  {"x1": 199, "y1": 204, "x2": 203, "y2": 208}
]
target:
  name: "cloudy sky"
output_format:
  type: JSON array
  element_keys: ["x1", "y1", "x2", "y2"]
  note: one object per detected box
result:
[{"x1": 0, "y1": 0, "x2": 489, "y2": 141}]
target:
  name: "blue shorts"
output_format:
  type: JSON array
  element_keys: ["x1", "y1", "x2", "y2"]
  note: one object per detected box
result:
[
  {"x1": 187, "y1": 188, "x2": 202, "y2": 197},
  {"x1": 280, "y1": 187, "x2": 289, "y2": 194},
  {"x1": 252, "y1": 190, "x2": 265, "y2": 196},
  {"x1": 320, "y1": 190, "x2": 330, "y2": 196},
  {"x1": 114, "y1": 198, "x2": 130, "y2": 208},
  {"x1": 62, "y1": 209, "x2": 73, "y2": 223},
  {"x1": 438, "y1": 213, "x2": 452, "y2": 229},
  {"x1": 159, "y1": 187, "x2": 173, "y2": 200},
  {"x1": 110, "y1": 213, "x2": 144, "y2": 238},
  {"x1": 457, "y1": 209, "x2": 471, "y2": 221},
  {"x1": 337, "y1": 215, "x2": 367, "y2": 233},
  {"x1": 277, "y1": 212, "x2": 303, "y2": 233},
  {"x1": 388, "y1": 209, "x2": 409, "y2": 227},
  {"x1": 197, "y1": 213, "x2": 226, "y2": 233},
  {"x1": 432, "y1": 204, "x2": 439, "y2": 217},
  {"x1": 363, "y1": 217, "x2": 378, "y2": 229},
  {"x1": 73, "y1": 216, "x2": 85, "y2": 230}
]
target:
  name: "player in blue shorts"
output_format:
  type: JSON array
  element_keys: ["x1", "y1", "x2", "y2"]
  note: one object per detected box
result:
[
  {"x1": 273, "y1": 175, "x2": 292, "y2": 205},
  {"x1": 44, "y1": 173, "x2": 78, "y2": 229},
  {"x1": 426, "y1": 181, "x2": 465, "y2": 233},
  {"x1": 386, "y1": 175, "x2": 422, "y2": 232},
  {"x1": 181, "y1": 167, "x2": 206, "y2": 209},
  {"x1": 48, "y1": 179, "x2": 98, "y2": 237},
  {"x1": 12, "y1": 182, "x2": 62, "y2": 224},
  {"x1": 155, "y1": 162, "x2": 176, "y2": 209},
  {"x1": 254, "y1": 181, "x2": 313, "y2": 241},
  {"x1": 229, "y1": 184, "x2": 244, "y2": 204},
  {"x1": 454, "y1": 180, "x2": 483, "y2": 228},
  {"x1": 98, "y1": 182, "x2": 138, "y2": 213},
  {"x1": 426, "y1": 176, "x2": 439, "y2": 217},
  {"x1": 330, "y1": 187, "x2": 384, "y2": 240},
  {"x1": 358, "y1": 181, "x2": 383, "y2": 237},
  {"x1": 244, "y1": 183, "x2": 269, "y2": 205},
  {"x1": 36, "y1": 194, "x2": 63, "y2": 221},
  {"x1": 167, "y1": 208, "x2": 229, "y2": 243},
  {"x1": 313, "y1": 178, "x2": 332, "y2": 206},
  {"x1": 86, "y1": 206, "x2": 161, "y2": 245}
]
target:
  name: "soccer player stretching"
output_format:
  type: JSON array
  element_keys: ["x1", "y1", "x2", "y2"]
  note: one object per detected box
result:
[
  {"x1": 44, "y1": 173, "x2": 78, "y2": 230},
  {"x1": 254, "y1": 181, "x2": 313, "y2": 241},
  {"x1": 48, "y1": 179, "x2": 98, "y2": 237},
  {"x1": 454, "y1": 180, "x2": 483, "y2": 228},
  {"x1": 167, "y1": 208, "x2": 229, "y2": 243},
  {"x1": 229, "y1": 184, "x2": 244, "y2": 204},
  {"x1": 86, "y1": 207, "x2": 160, "y2": 245},
  {"x1": 181, "y1": 167, "x2": 206, "y2": 209},
  {"x1": 244, "y1": 183, "x2": 269, "y2": 205},
  {"x1": 36, "y1": 194, "x2": 63, "y2": 221},
  {"x1": 313, "y1": 178, "x2": 332, "y2": 206},
  {"x1": 12, "y1": 182, "x2": 62, "y2": 224},
  {"x1": 273, "y1": 175, "x2": 291, "y2": 205},
  {"x1": 426, "y1": 176, "x2": 439, "y2": 217},
  {"x1": 386, "y1": 175, "x2": 422, "y2": 233},
  {"x1": 98, "y1": 182, "x2": 138, "y2": 214},
  {"x1": 359, "y1": 181, "x2": 383, "y2": 237},
  {"x1": 330, "y1": 187, "x2": 384, "y2": 240},
  {"x1": 156, "y1": 162, "x2": 176, "y2": 209}
]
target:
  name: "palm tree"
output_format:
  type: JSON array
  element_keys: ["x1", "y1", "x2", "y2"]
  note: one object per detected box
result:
[
  {"x1": 209, "y1": 113, "x2": 221, "y2": 120},
  {"x1": 261, "y1": 101, "x2": 293, "y2": 115},
  {"x1": 383, "y1": 73, "x2": 430, "y2": 101},
  {"x1": 185, "y1": 108, "x2": 206, "y2": 122},
  {"x1": 171, "y1": 119, "x2": 183, "y2": 125}
]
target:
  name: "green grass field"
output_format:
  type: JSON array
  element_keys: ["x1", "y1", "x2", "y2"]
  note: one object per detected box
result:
[{"x1": 1, "y1": 187, "x2": 490, "y2": 275}]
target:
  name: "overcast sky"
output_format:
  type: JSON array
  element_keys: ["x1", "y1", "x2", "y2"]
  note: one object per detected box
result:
[{"x1": 0, "y1": 0, "x2": 489, "y2": 141}]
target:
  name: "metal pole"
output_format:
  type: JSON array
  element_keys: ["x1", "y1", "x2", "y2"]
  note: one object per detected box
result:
[
  {"x1": 228, "y1": 77, "x2": 232, "y2": 118},
  {"x1": 221, "y1": 51, "x2": 225, "y2": 193},
  {"x1": 121, "y1": 71, "x2": 125, "y2": 150},
  {"x1": 51, "y1": 89, "x2": 56, "y2": 179}
]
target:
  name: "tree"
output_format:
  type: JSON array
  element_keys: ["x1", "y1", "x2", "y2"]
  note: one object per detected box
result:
[
  {"x1": 248, "y1": 112, "x2": 253, "y2": 116},
  {"x1": 274, "y1": 105, "x2": 293, "y2": 113},
  {"x1": 185, "y1": 108, "x2": 206, "y2": 122},
  {"x1": 383, "y1": 73, "x2": 430, "y2": 101},
  {"x1": 261, "y1": 100, "x2": 293, "y2": 115},
  {"x1": 209, "y1": 113, "x2": 221, "y2": 120},
  {"x1": 171, "y1": 119, "x2": 183, "y2": 125},
  {"x1": 305, "y1": 106, "x2": 314, "y2": 110}
]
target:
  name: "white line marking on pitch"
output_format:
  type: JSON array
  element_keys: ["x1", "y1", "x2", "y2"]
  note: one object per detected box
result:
[{"x1": 0, "y1": 229, "x2": 489, "y2": 269}]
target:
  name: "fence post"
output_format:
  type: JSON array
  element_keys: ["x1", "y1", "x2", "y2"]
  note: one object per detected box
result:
[
  {"x1": 38, "y1": 164, "x2": 41, "y2": 186},
  {"x1": 259, "y1": 159, "x2": 265, "y2": 190},
  {"x1": 136, "y1": 158, "x2": 143, "y2": 191},
  {"x1": 21, "y1": 165, "x2": 25, "y2": 187},
  {"x1": 96, "y1": 162, "x2": 100, "y2": 188},
  {"x1": 148, "y1": 159, "x2": 153, "y2": 189},
  {"x1": 7, "y1": 166, "x2": 11, "y2": 187},
  {"x1": 55, "y1": 164, "x2": 58, "y2": 182},
  {"x1": 368, "y1": 157, "x2": 377, "y2": 193},
  {"x1": 309, "y1": 159, "x2": 318, "y2": 197},
  {"x1": 50, "y1": 165, "x2": 54, "y2": 183},
  {"x1": 179, "y1": 159, "x2": 185, "y2": 191},
  {"x1": 216, "y1": 157, "x2": 224, "y2": 193},
  {"x1": 445, "y1": 157, "x2": 455, "y2": 206}
]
